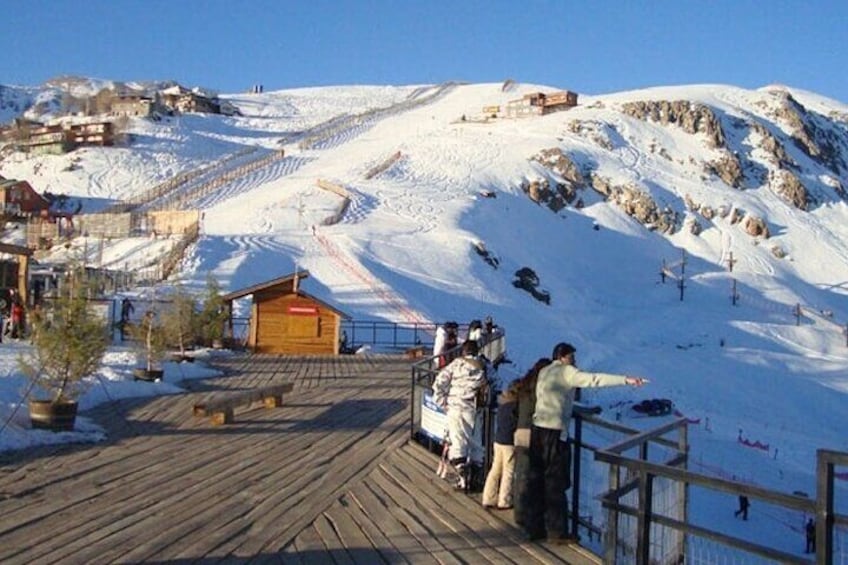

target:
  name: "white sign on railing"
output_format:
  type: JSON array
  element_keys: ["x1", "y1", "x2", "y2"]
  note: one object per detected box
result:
[{"x1": 420, "y1": 392, "x2": 447, "y2": 442}]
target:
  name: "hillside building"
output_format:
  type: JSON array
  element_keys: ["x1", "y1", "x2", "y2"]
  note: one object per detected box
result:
[
  {"x1": 0, "y1": 178, "x2": 50, "y2": 217},
  {"x1": 505, "y1": 90, "x2": 578, "y2": 118},
  {"x1": 7, "y1": 120, "x2": 115, "y2": 155},
  {"x1": 111, "y1": 94, "x2": 158, "y2": 118}
]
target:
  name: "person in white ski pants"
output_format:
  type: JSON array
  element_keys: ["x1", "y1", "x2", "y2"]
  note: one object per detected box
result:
[{"x1": 432, "y1": 340, "x2": 488, "y2": 485}]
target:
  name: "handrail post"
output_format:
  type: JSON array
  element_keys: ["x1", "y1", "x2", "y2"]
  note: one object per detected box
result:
[
  {"x1": 410, "y1": 365, "x2": 416, "y2": 439},
  {"x1": 605, "y1": 462, "x2": 620, "y2": 564},
  {"x1": 572, "y1": 388, "x2": 584, "y2": 539},
  {"x1": 816, "y1": 449, "x2": 834, "y2": 565},
  {"x1": 636, "y1": 470, "x2": 654, "y2": 565}
]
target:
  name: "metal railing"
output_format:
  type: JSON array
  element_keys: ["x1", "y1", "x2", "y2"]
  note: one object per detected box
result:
[{"x1": 340, "y1": 320, "x2": 439, "y2": 352}]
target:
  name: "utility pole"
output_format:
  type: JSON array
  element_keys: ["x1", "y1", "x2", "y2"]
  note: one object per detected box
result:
[
  {"x1": 294, "y1": 195, "x2": 307, "y2": 292},
  {"x1": 794, "y1": 303, "x2": 802, "y2": 326},
  {"x1": 726, "y1": 251, "x2": 737, "y2": 272}
]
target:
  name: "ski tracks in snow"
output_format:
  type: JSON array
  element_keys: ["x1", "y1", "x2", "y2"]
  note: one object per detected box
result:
[
  {"x1": 191, "y1": 155, "x2": 313, "y2": 209},
  {"x1": 313, "y1": 232, "x2": 431, "y2": 325}
]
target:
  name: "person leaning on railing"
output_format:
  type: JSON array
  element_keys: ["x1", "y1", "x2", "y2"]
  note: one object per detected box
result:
[
  {"x1": 512, "y1": 357, "x2": 552, "y2": 528},
  {"x1": 524, "y1": 342, "x2": 648, "y2": 546}
]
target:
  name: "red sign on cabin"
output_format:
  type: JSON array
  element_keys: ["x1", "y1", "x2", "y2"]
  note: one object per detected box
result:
[{"x1": 287, "y1": 305, "x2": 319, "y2": 316}]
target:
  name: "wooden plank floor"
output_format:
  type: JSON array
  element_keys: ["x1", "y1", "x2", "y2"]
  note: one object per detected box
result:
[{"x1": 0, "y1": 353, "x2": 599, "y2": 564}]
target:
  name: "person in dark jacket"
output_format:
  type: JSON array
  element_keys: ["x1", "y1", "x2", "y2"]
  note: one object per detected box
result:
[
  {"x1": 512, "y1": 357, "x2": 552, "y2": 526},
  {"x1": 805, "y1": 518, "x2": 816, "y2": 553},
  {"x1": 734, "y1": 495, "x2": 750, "y2": 520},
  {"x1": 482, "y1": 385, "x2": 518, "y2": 509}
]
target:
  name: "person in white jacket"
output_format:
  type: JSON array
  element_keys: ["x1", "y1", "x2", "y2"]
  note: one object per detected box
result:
[
  {"x1": 431, "y1": 325, "x2": 447, "y2": 369},
  {"x1": 525, "y1": 342, "x2": 648, "y2": 545},
  {"x1": 432, "y1": 339, "x2": 488, "y2": 489}
]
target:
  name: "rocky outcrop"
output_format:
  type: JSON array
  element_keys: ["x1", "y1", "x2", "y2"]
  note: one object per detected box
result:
[
  {"x1": 821, "y1": 175, "x2": 847, "y2": 199},
  {"x1": 771, "y1": 245, "x2": 787, "y2": 259},
  {"x1": 769, "y1": 169, "x2": 810, "y2": 210},
  {"x1": 473, "y1": 241, "x2": 499, "y2": 269},
  {"x1": 769, "y1": 91, "x2": 821, "y2": 159},
  {"x1": 566, "y1": 120, "x2": 614, "y2": 150},
  {"x1": 750, "y1": 122, "x2": 796, "y2": 169},
  {"x1": 767, "y1": 90, "x2": 847, "y2": 174},
  {"x1": 522, "y1": 178, "x2": 569, "y2": 212},
  {"x1": 524, "y1": 149, "x2": 587, "y2": 212},
  {"x1": 744, "y1": 215, "x2": 770, "y2": 238},
  {"x1": 729, "y1": 208, "x2": 744, "y2": 225},
  {"x1": 590, "y1": 173, "x2": 614, "y2": 198},
  {"x1": 704, "y1": 150, "x2": 744, "y2": 188},
  {"x1": 532, "y1": 148, "x2": 586, "y2": 187},
  {"x1": 512, "y1": 267, "x2": 550, "y2": 305},
  {"x1": 589, "y1": 175, "x2": 678, "y2": 234},
  {"x1": 621, "y1": 100, "x2": 725, "y2": 148}
]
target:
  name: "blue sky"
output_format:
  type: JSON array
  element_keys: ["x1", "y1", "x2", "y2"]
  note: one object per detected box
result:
[{"x1": 3, "y1": 0, "x2": 847, "y2": 102}]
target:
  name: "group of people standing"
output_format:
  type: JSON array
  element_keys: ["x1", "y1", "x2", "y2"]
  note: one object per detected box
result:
[
  {"x1": 431, "y1": 317, "x2": 496, "y2": 369},
  {"x1": 431, "y1": 335, "x2": 648, "y2": 546}
]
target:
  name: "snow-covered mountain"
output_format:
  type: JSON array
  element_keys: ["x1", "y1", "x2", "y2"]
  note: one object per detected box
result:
[{"x1": 1, "y1": 78, "x2": 847, "y2": 552}]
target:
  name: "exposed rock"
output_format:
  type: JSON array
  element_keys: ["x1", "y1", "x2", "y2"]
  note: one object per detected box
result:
[
  {"x1": 700, "y1": 206, "x2": 716, "y2": 220},
  {"x1": 586, "y1": 175, "x2": 678, "y2": 233},
  {"x1": 729, "y1": 208, "x2": 744, "y2": 224},
  {"x1": 473, "y1": 241, "x2": 499, "y2": 269},
  {"x1": 512, "y1": 267, "x2": 551, "y2": 305},
  {"x1": 750, "y1": 122, "x2": 796, "y2": 168},
  {"x1": 621, "y1": 100, "x2": 725, "y2": 148},
  {"x1": 687, "y1": 218, "x2": 703, "y2": 236},
  {"x1": 744, "y1": 215, "x2": 770, "y2": 238},
  {"x1": 566, "y1": 120, "x2": 614, "y2": 150},
  {"x1": 768, "y1": 90, "x2": 848, "y2": 174},
  {"x1": 647, "y1": 139, "x2": 673, "y2": 159},
  {"x1": 771, "y1": 245, "x2": 787, "y2": 259},
  {"x1": 522, "y1": 178, "x2": 568, "y2": 212},
  {"x1": 589, "y1": 173, "x2": 613, "y2": 198},
  {"x1": 525, "y1": 148, "x2": 588, "y2": 212},
  {"x1": 704, "y1": 150, "x2": 744, "y2": 188},
  {"x1": 821, "y1": 175, "x2": 847, "y2": 199},
  {"x1": 769, "y1": 169, "x2": 810, "y2": 210},
  {"x1": 532, "y1": 148, "x2": 585, "y2": 187},
  {"x1": 769, "y1": 91, "x2": 820, "y2": 159}
]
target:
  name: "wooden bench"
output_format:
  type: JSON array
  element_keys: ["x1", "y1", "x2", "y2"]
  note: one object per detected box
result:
[{"x1": 192, "y1": 383, "x2": 294, "y2": 425}]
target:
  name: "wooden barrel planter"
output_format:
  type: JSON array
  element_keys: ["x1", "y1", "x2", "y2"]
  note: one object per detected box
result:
[
  {"x1": 29, "y1": 399, "x2": 78, "y2": 431},
  {"x1": 133, "y1": 368, "x2": 164, "y2": 382}
]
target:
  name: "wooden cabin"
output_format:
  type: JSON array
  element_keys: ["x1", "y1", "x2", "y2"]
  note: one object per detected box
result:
[
  {"x1": 222, "y1": 271, "x2": 349, "y2": 355},
  {"x1": 0, "y1": 178, "x2": 50, "y2": 217}
]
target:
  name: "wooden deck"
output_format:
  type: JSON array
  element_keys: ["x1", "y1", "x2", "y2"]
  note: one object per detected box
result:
[{"x1": 0, "y1": 354, "x2": 600, "y2": 564}]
